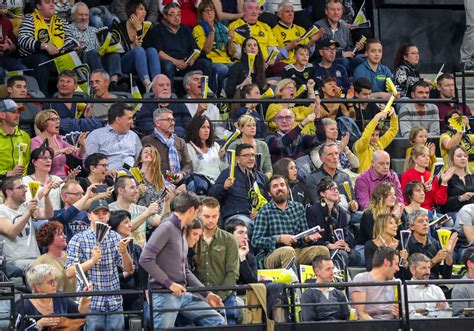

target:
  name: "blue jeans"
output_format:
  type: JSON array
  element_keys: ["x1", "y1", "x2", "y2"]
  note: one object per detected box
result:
[
  {"x1": 89, "y1": 6, "x2": 118, "y2": 28},
  {"x1": 121, "y1": 47, "x2": 161, "y2": 82},
  {"x1": 223, "y1": 294, "x2": 238, "y2": 325},
  {"x1": 151, "y1": 292, "x2": 225, "y2": 329},
  {"x1": 0, "y1": 55, "x2": 27, "y2": 82},
  {"x1": 85, "y1": 50, "x2": 122, "y2": 77},
  {"x1": 212, "y1": 62, "x2": 232, "y2": 96},
  {"x1": 86, "y1": 308, "x2": 124, "y2": 330},
  {"x1": 161, "y1": 58, "x2": 216, "y2": 91}
]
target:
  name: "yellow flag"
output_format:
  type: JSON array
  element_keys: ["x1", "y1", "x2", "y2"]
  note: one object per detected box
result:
[
  {"x1": 261, "y1": 88, "x2": 274, "y2": 99},
  {"x1": 248, "y1": 53, "x2": 256, "y2": 72},
  {"x1": 29, "y1": 181, "x2": 41, "y2": 199}
]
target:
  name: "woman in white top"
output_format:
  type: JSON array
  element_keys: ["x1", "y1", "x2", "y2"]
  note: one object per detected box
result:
[
  {"x1": 185, "y1": 115, "x2": 227, "y2": 187},
  {"x1": 23, "y1": 144, "x2": 62, "y2": 211}
]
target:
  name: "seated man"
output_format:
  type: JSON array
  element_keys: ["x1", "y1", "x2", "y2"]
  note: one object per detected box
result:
[
  {"x1": 229, "y1": 0, "x2": 282, "y2": 75},
  {"x1": 136, "y1": 74, "x2": 191, "y2": 137},
  {"x1": 452, "y1": 247, "x2": 474, "y2": 316},
  {"x1": 143, "y1": 3, "x2": 215, "y2": 92},
  {"x1": 306, "y1": 143, "x2": 357, "y2": 211},
  {"x1": 406, "y1": 210, "x2": 457, "y2": 280},
  {"x1": 266, "y1": 106, "x2": 325, "y2": 164},
  {"x1": 314, "y1": 39, "x2": 350, "y2": 92},
  {"x1": 315, "y1": 0, "x2": 364, "y2": 74},
  {"x1": 353, "y1": 39, "x2": 393, "y2": 99},
  {"x1": 455, "y1": 204, "x2": 474, "y2": 251},
  {"x1": 209, "y1": 143, "x2": 268, "y2": 231},
  {"x1": 18, "y1": 0, "x2": 74, "y2": 96},
  {"x1": 70, "y1": 2, "x2": 121, "y2": 83},
  {"x1": 399, "y1": 80, "x2": 440, "y2": 138},
  {"x1": 141, "y1": 108, "x2": 192, "y2": 183},
  {"x1": 0, "y1": 176, "x2": 55, "y2": 273},
  {"x1": 350, "y1": 246, "x2": 400, "y2": 320},
  {"x1": 352, "y1": 77, "x2": 380, "y2": 131},
  {"x1": 183, "y1": 70, "x2": 231, "y2": 139},
  {"x1": 251, "y1": 175, "x2": 329, "y2": 268},
  {"x1": 355, "y1": 150, "x2": 403, "y2": 210},
  {"x1": 43, "y1": 70, "x2": 80, "y2": 118},
  {"x1": 353, "y1": 108, "x2": 398, "y2": 174},
  {"x1": 271, "y1": 1, "x2": 320, "y2": 66},
  {"x1": 407, "y1": 253, "x2": 448, "y2": 318},
  {"x1": 225, "y1": 219, "x2": 258, "y2": 285},
  {"x1": 88, "y1": 69, "x2": 119, "y2": 121},
  {"x1": 301, "y1": 255, "x2": 349, "y2": 321},
  {"x1": 6, "y1": 75, "x2": 41, "y2": 137},
  {"x1": 0, "y1": 99, "x2": 30, "y2": 180},
  {"x1": 85, "y1": 102, "x2": 142, "y2": 170},
  {"x1": 436, "y1": 73, "x2": 472, "y2": 133}
]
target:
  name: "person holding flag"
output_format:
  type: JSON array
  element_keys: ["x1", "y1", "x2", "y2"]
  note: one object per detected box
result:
[{"x1": 18, "y1": 0, "x2": 75, "y2": 96}]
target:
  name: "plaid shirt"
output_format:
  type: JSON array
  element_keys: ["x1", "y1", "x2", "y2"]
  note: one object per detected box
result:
[
  {"x1": 70, "y1": 23, "x2": 100, "y2": 52},
  {"x1": 251, "y1": 200, "x2": 309, "y2": 267},
  {"x1": 65, "y1": 228, "x2": 123, "y2": 312}
]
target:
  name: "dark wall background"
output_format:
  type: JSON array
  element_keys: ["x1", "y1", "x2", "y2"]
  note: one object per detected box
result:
[{"x1": 373, "y1": 0, "x2": 466, "y2": 73}]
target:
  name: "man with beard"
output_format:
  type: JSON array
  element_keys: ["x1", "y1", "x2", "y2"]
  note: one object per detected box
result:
[
  {"x1": 136, "y1": 74, "x2": 192, "y2": 137},
  {"x1": 406, "y1": 253, "x2": 448, "y2": 318},
  {"x1": 109, "y1": 175, "x2": 162, "y2": 248},
  {"x1": 251, "y1": 175, "x2": 329, "y2": 268},
  {"x1": 193, "y1": 197, "x2": 239, "y2": 325},
  {"x1": 398, "y1": 80, "x2": 440, "y2": 138},
  {"x1": 69, "y1": 2, "x2": 122, "y2": 85}
]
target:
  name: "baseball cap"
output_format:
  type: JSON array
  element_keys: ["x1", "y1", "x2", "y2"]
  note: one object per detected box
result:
[
  {"x1": 88, "y1": 199, "x2": 110, "y2": 213},
  {"x1": 0, "y1": 99, "x2": 25, "y2": 113},
  {"x1": 320, "y1": 38, "x2": 340, "y2": 48}
]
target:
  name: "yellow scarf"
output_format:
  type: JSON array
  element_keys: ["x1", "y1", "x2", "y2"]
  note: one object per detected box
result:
[{"x1": 33, "y1": 9, "x2": 65, "y2": 48}]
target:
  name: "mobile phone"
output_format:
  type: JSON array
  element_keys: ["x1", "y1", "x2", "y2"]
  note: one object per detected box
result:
[
  {"x1": 92, "y1": 184, "x2": 108, "y2": 193},
  {"x1": 432, "y1": 162, "x2": 444, "y2": 179}
]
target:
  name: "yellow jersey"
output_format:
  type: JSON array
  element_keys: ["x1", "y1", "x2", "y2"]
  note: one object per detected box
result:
[
  {"x1": 192, "y1": 25, "x2": 232, "y2": 64},
  {"x1": 228, "y1": 19, "x2": 278, "y2": 60},
  {"x1": 272, "y1": 22, "x2": 309, "y2": 64}
]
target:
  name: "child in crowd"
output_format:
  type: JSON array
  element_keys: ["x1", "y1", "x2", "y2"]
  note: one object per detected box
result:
[{"x1": 283, "y1": 45, "x2": 316, "y2": 89}]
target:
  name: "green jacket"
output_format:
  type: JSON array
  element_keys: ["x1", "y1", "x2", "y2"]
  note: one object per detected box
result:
[
  {"x1": 193, "y1": 227, "x2": 240, "y2": 300},
  {"x1": 0, "y1": 126, "x2": 31, "y2": 177}
]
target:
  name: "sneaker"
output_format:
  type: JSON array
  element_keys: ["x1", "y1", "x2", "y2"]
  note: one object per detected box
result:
[{"x1": 463, "y1": 61, "x2": 474, "y2": 71}]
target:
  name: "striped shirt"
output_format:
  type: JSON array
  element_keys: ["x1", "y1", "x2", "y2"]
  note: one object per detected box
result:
[{"x1": 18, "y1": 13, "x2": 74, "y2": 57}]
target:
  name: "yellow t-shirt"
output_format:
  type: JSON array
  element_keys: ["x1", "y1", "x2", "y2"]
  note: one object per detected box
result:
[
  {"x1": 265, "y1": 103, "x2": 315, "y2": 135},
  {"x1": 193, "y1": 25, "x2": 232, "y2": 64},
  {"x1": 229, "y1": 19, "x2": 278, "y2": 60},
  {"x1": 272, "y1": 22, "x2": 309, "y2": 64}
]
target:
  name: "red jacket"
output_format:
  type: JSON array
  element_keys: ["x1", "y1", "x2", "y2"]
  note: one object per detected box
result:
[{"x1": 400, "y1": 168, "x2": 448, "y2": 210}]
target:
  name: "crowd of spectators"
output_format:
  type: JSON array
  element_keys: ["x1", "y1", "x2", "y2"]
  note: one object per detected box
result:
[{"x1": 0, "y1": 0, "x2": 474, "y2": 329}]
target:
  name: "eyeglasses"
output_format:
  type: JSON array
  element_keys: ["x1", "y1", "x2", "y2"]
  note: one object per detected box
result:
[
  {"x1": 96, "y1": 163, "x2": 108, "y2": 168},
  {"x1": 275, "y1": 116, "x2": 294, "y2": 122},
  {"x1": 327, "y1": 186, "x2": 339, "y2": 192},
  {"x1": 158, "y1": 118, "x2": 176, "y2": 123},
  {"x1": 37, "y1": 156, "x2": 53, "y2": 161},
  {"x1": 47, "y1": 117, "x2": 61, "y2": 122},
  {"x1": 239, "y1": 153, "x2": 256, "y2": 158},
  {"x1": 45, "y1": 278, "x2": 58, "y2": 286}
]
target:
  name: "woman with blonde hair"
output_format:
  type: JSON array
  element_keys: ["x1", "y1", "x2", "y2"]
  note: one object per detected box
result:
[
  {"x1": 265, "y1": 78, "x2": 318, "y2": 134},
  {"x1": 442, "y1": 145, "x2": 474, "y2": 213},
  {"x1": 405, "y1": 126, "x2": 437, "y2": 170},
  {"x1": 32, "y1": 109, "x2": 86, "y2": 179},
  {"x1": 364, "y1": 213, "x2": 408, "y2": 271},
  {"x1": 228, "y1": 114, "x2": 272, "y2": 177},
  {"x1": 358, "y1": 182, "x2": 404, "y2": 246},
  {"x1": 401, "y1": 144, "x2": 452, "y2": 210}
]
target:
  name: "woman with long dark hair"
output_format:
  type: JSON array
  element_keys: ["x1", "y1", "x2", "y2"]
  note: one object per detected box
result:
[
  {"x1": 273, "y1": 157, "x2": 310, "y2": 207},
  {"x1": 393, "y1": 44, "x2": 422, "y2": 98}
]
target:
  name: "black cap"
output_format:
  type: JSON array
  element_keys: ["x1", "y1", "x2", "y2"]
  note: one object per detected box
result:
[
  {"x1": 88, "y1": 199, "x2": 109, "y2": 213},
  {"x1": 320, "y1": 38, "x2": 340, "y2": 48}
]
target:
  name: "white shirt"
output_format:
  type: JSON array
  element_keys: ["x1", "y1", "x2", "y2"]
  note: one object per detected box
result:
[
  {"x1": 186, "y1": 142, "x2": 227, "y2": 182},
  {"x1": 407, "y1": 282, "x2": 449, "y2": 318}
]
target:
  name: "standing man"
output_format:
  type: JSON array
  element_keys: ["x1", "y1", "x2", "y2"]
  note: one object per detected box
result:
[
  {"x1": 0, "y1": 99, "x2": 30, "y2": 179},
  {"x1": 139, "y1": 192, "x2": 226, "y2": 328},
  {"x1": 65, "y1": 199, "x2": 133, "y2": 330},
  {"x1": 85, "y1": 102, "x2": 142, "y2": 170},
  {"x1": 141, "y1": 108, "x2": 192, "y2": 183},
  {"x1": 193, "y1": 197, "x2": 239, "y2": 325},
  {"x1": 251, "y1": 175, "x2": 329, "y2": 268},
  {"x1": 301, "y1": 255, "x2": 350, "y2": 321}
]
